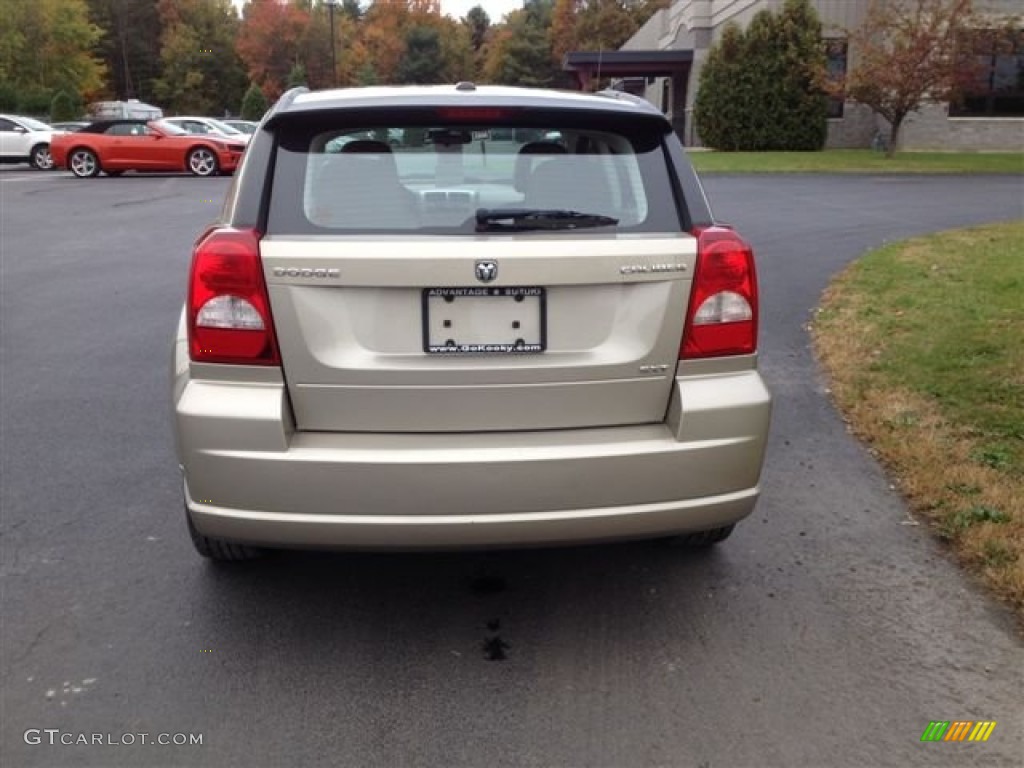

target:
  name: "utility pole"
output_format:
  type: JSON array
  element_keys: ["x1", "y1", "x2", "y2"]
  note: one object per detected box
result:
[{"x1": 326, "y1": 0, "x2": 338, "y2": 87}]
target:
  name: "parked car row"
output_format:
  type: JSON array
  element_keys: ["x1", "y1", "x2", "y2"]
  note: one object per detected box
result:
[{"x1": 2, "y1": 112, "x2": 259, "y2": 176}]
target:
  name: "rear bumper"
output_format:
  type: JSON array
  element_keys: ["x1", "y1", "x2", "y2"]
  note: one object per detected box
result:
[
  {"x1": 186, "y1": 480, "x2": 761, "y2": 550},
  {"x1": 173, "y1": 339, "x2": 771, "y2": 550}
]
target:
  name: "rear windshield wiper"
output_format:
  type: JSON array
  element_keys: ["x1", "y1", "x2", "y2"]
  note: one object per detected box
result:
[{"x1": 475, "y1": 208, "x2": 619, "y2": 232}]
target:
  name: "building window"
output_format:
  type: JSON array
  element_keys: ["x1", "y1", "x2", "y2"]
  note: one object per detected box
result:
[
  {"x1": 950, "y1": 29, "x2": 1024, "y2": 117},
  {"x1": 824, "y1": 38, "x2": 848, "y2": 119}
]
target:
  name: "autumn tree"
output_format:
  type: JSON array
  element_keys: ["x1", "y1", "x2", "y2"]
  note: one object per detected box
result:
[
  {"x1": 575, "y1": 0, "x2": 639, "y2": 54},
  {"x1": 550, "y1": 0, "x2": 579, "y2": 66},
  {"x1": 358, "y1": 0, "x2": 411, "y2": 83},
  {"x1": 236, "y1": 0, "x2": 311, "y2": 99},
  {"x1": 0, "y1": 0, "x2": 105, "y2": 100},
  {"x1": 152, "y1": 0, "x2": 247, "y2": 115},
  {"x1": 842, "y1": 0, "x2": 978, "y2": 156}
]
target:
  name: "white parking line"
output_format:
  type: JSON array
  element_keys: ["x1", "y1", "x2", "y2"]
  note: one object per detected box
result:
[{"x1": 0, "y1": 173, "x2": 66, "y2": 183}]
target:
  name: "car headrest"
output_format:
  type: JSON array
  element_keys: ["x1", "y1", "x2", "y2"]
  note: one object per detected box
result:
[{"x1": 514, "y1": 141, "x2": 568, "y2": 192}]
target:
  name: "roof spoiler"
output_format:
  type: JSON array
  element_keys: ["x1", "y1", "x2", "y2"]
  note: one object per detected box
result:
[{"x1": 263, "y1": 86, "x2": 309, "y2": 128}]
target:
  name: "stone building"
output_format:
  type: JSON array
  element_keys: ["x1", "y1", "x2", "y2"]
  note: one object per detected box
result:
[{"x1": 563, "y1": 0, "x2": 1023, "y2": 151}]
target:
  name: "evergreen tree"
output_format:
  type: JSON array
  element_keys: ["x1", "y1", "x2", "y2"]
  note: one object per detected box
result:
[
  {"x1": 693, "y1": 24, "x2": 749, "y2": 150},
  {"x1": 50, "y1": 90, "x2": 82, "y2": 122},
  {"x1": 287, "y1": 62, "x2": 308, "y2": 89},
  {"x1": 396, "y1": 26, "x2": 444, "y2": 84},
  {"x1": 240, "y1": 82, "x2": 268, "y2": 120},
  {"x1": 773, "y1": 0, "x2": 828, "y2": 150},
  {"x1": 356, "y1": 62, "x2": 379, "y2": 86},
  {"x1": 694, "y1": 0, "x2": 827, "y2": 151}
]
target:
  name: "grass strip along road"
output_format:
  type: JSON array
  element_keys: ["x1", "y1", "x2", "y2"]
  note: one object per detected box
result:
[
  {"x1": 690, "y1": 149, "x2": 1024, "y2": 174},
  {"x1": 813, "y1": 220, "x2": 1024, "y2": 614}
]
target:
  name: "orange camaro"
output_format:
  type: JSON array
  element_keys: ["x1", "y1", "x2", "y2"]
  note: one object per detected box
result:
[{"x1": 50, "y1": 119, "x2": 246, "y2": 178}]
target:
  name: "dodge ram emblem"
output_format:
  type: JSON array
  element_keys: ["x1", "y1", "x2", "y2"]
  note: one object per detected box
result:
[{"x1": 475, "y1": 260, "x2": 498, "y2": 283}]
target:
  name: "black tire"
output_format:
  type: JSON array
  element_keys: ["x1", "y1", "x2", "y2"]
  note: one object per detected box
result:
[
  {"x1": 186, "y1": 506, "x2": 263, "y2": 561},
  {"x1": 69, "y1": 148, "x2": 100, "y2": 178},
  {"x1": 187, "y1": 146, "x2": 219, "y2": 177},
  {"x1": 30, "y1": 143, "x2": 54, "y2": 170},
  {"x1": 665, "y1": 524, "x2": 736, "y2": 548}
]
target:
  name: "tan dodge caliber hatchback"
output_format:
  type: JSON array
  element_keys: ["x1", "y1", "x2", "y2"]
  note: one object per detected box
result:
[{"x1": 171, "y1": 84, "x2": 772, "y2": 560}]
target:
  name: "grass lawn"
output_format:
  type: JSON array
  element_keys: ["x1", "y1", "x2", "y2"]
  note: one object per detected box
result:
[
  {"x1": 689, "y1": 149, "x2": 1024, "y2": 174},
  {"x1": 812, "y1": 220, "x2": 1024, "y2": 614}
]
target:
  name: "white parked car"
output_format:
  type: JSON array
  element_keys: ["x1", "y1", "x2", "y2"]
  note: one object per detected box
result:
[
  {"x1": 0, "y1": 114, "x2": 62, "y2": 170},
  {"x1": 162, "y1": 116, "x2": 251, "y2": 144}
]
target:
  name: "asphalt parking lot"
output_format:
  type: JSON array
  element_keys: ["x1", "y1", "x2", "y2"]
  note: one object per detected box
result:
[{"x1": 2, "y1": 166, "x2": 1022, "y2": 767}]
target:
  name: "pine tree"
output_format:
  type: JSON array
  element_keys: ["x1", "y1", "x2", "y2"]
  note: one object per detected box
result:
[{"x1": 240, "y1": 83, "x2": 268, "y2": 121}]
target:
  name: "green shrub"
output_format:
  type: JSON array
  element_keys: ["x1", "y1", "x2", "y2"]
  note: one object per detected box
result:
[
  {"x1": 0, "y1": 81, "x2": 17, "y2": 111},
  {"x1": 240, "y1": 83, "x2": 268, "y2": 121},
  {"x1": 50, "y1": 90, "x2": 82, "y2": 123},
  {"x1": 694, "y1": 0, "x2": 827, "y2": 151},
  {"x1": 17, "y1": 87, "x2": 53, "y2": 118},
  {"x1": 286, "y1": 63, "x2": 307, "y2": 89}
]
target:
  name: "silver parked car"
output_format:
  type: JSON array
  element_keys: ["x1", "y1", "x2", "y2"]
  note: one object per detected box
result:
[
  {"x1": 171, "y1": 84, "x2": 771, "y2": 560},
  {"x1": 223, "y1": 119, "x2": 260, "y2": 134},
  {"x1": 162, "y1": 115, "x2": 251, "y2": 144}
]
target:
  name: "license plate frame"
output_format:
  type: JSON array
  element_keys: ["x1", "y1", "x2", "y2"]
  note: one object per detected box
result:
[{"x1": 422, "y1": 286, "x2": 547, "y2": 355}]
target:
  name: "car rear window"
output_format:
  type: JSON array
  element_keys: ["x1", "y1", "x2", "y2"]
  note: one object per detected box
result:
[{"x1": 267, "y1": 114, "x2": 681, "y2": 235}]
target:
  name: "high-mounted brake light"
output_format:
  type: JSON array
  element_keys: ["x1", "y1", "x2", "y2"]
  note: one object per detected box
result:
[
  {"x1": 680, "y1": 226, "x2": 758, "y2": 359},
  {"x1": 435, "y1": 107, "x2": 517, "y2": 121},
  {"x1": 187, "y1": 227, "x2": 280, "y2": 365}
]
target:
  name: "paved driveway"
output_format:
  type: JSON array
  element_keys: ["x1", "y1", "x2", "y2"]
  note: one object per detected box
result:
[{"x1": 1, "y1": 170, "x2": 1022, "y2": 767}]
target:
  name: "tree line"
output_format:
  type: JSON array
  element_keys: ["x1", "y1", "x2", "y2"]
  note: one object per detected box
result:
[{"x1": 0, "y1": 0, "x2": 667, "y2": 120}]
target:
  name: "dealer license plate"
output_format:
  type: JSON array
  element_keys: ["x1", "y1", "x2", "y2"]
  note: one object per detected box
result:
[{"x1": 423, "y1": 287, "x2": 546, "y2": 354}]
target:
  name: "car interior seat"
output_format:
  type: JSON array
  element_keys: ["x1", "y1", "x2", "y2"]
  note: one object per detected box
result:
[
  {"x1": 523, "y1": 156, "x2": 615, "y2": 215},
  {"x1": 514, "y1": 141, "x2": 568, "y2": 194},
  {"x1": 309, "y1": 139, "x2": 417, "y2": 228}
]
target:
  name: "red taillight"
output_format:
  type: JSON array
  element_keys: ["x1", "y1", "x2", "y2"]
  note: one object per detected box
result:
[
  {"x1": 681, "y1": 226, "x2": 759, "y2": 359},
  {"x1": 187, "y1": 227, "x2": 280, "y2": 365}
]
